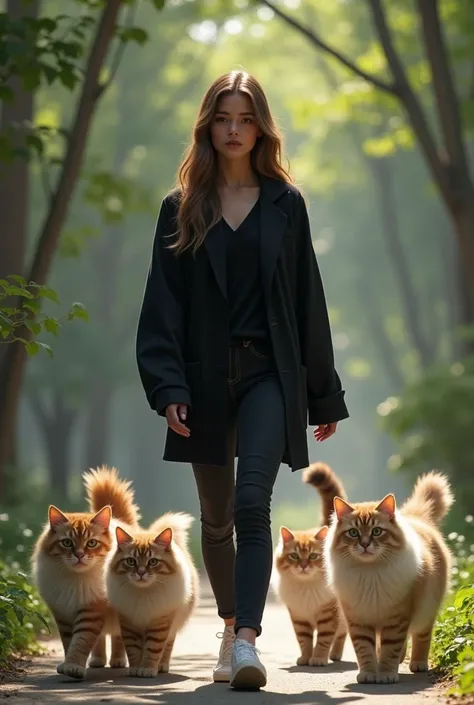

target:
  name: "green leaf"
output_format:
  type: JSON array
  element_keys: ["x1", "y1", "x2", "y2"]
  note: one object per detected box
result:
[
  {"x1": 120, "y1": 27, "x2": 149, "y2": 44},
  {"x1": 43, "y1": 318, "x2": 60, "y2": 336},
  {"x1": 24, "y1": 320, "x2": 42, "y2": 336},
  {"x1": 69, "y1": 302, "x2": 88, "y2": 321},
  {"x1": 23, "y1": 300, "x2": 42, "y2": 315},
  {"x1": 38, "y1": 287, "x2": 60, "y2": 304},
  {"x1": 38, "y1": 342, "x2": 53, "y2": 358},
  {"x1": 8, "y1": 275, "x2": 27, "y2": 286},
  {"x1": 34, "y1": 611, "x2": 51, "y2": 633},
  {"x1": 151, "y1": 0, "x2": 166, "y2": 8},
  {"x1": 25, "y1": 341, "x2": 40, "y2": 356}
]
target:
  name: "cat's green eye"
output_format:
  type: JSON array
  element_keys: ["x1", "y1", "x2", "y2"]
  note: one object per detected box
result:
[
  {"x1": 87, "y1": 539, "x2": 98, "y2": 548},
  {"x1": 60, "y1": 538, "x2": 73, "y2": 548},
  {"x1": 125, "y1": 557, "x2": 137, "y2": 567},
  {"x1": 309, "y1": 552, "x2": 319, "y2": 560},
  {"x1": 372, "y1": 527, "x2": 383, "y2": 537},
  {"x1": 348, "y1": 528, "x2": 360, "y2": 538},
  {"x1": 148, "y1": 558, "x2": 159, "y2": 567},
  {"x1": 289, "y1": 552, "x2": 299, "y2": 561}
]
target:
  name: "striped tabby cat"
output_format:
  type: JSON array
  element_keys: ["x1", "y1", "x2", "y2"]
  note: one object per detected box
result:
[
  {"x1": 273, "y1": 463, "x2": 347, "y2": 667},
  {"x1": 106, "y1": 512, "x2": 199, "y2": 678},
  {"x1": 324, "y1": 471, "x2": 453, "y2": 684},
  {"x1": 32, "y1": 466, "x2": 140, "y2": 679}
]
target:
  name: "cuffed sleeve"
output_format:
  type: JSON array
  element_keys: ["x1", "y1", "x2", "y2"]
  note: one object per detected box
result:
[
  {"x1": 136, "y1": 197, "x2": 191, "y2": 416},
  {"x1": 295, "y1": 193, "x2": 349, "y2": 426}
]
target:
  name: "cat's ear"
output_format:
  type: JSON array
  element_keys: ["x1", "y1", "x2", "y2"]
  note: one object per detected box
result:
[
  {"x1": 334, "y1": 496, "x2": 354, "y2": 520},
  {"x1": 315, "y1": 526, "x2": 328, "y2": 541},
  {"x1": 153, "y1": 528, "x2": 173, "y2": 550},
  {"x1": 49, "y1": 505, "x2": 69, "y2": 531},
  {"x1": 91, "y1": 505, "x2": 112, "y2": 532},
  {"x1": 116, "y1": 526, "x2": 134, "y2": 548},
  {"x1": 375, "y1": 494, "x2": 396, "y2": 519},
  {"x1": 280, "y1": 527, "x2": 294, "y2": 544}
]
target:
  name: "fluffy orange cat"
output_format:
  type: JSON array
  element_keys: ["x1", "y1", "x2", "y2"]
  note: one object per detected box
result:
[
  {"x1": 106, "y1": 512, "x2": 199, "y2": 678},
  {"x1": 31, "y1": 466, "x2": 140, "y2": 679},
  {"x1": 324, "y1": 471, "x2": 453, "y2": 684},
  {"x1": 272, "y1": 463, "x2": 347, "y2": 667}
]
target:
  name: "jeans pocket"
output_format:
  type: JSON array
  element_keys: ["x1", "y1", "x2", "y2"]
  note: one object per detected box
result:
[{"x1": 248, "y1": 342, "x2": 269, "y2": 360}]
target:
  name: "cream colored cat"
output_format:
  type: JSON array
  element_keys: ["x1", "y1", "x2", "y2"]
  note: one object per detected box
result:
[
  {"x1": 31, "y1": 466, "x2": 140, "y2": 679},
  {"x1": 272, "y1": 463, "x2": 347, "y2": 667},
  {"x1": 324, "y1": 471, "x2": 453, "y2": 684},
  {"x1": 106, "y1": 512, "x2": 199, "y2": 678}
]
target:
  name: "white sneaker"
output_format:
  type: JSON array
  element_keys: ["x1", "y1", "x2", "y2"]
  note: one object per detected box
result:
[
  {"x1": 230, "y1": 638, "x2": 267, "y2": 690},
  {"x1": 213, "y1": 626, "x2": 235, "y2": 682}
]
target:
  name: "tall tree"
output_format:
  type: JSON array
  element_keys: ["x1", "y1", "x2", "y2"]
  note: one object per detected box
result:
[{"x1": 263, "y1": 0, "x2": 474, "y2": 309}]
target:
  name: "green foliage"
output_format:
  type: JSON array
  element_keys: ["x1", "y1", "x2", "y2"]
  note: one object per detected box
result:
[
  {"x1": 0, "y1": 507, "x2": 52, "y2": 668},
  {"x1": 380, "y1": 352, "x2": 474, "y2": 521},
  {"x1": 0, "y1": 275, "x2": 88, "y2": 355},
  {"x1": 431, "y1": 522, "x2": 474, "y2": 695}
]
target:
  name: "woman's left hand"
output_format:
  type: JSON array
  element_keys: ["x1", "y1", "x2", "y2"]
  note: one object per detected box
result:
[{"x1": 314, "y1": 422, "x2": 338, "y2": 442}]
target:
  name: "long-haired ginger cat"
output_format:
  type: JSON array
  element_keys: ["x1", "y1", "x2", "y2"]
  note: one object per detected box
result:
[
  {"x1": 324, "y1": 471, "x2": 453, "y2": 684},
  {"x1": 32, "y1": 466, "x2": 140, "y2": 679},
  {"x1": 273, "y1": 463, "x2": 347, "y2": 667},
  {"x1": 106, "y1": 512, "x2": 199, "y2": 678}
]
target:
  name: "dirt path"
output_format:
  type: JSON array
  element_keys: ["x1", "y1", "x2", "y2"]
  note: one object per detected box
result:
[{"x1": 1, "y1": 589, "x2": 446, "y2": 704}]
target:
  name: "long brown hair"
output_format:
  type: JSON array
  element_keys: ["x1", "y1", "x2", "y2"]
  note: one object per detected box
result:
[{"x1": 171, "y1": 71, "x2": 292, "y2": 254}]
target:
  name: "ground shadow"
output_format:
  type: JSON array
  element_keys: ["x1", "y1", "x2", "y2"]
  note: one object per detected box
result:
[
  {"x1": 282, "y1": 660, "x2": 358, "y2": 675},
  {"x1": 136, "y1": 684, "x2": 364, "y2": 705},
  {"x1": 344, "y1": 670, "x2": 433, "y2": 697}
]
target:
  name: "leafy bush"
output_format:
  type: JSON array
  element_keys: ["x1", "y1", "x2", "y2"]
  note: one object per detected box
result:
[
  {"x1": 0, "y1": 560, "x2": 51, "y2": 668},
  {"x1": 380, "y1": 354, "x2": 474, "y2": 524},
  {"x1": 431, "y1": 517, "x2": 474, "y2": 695}
]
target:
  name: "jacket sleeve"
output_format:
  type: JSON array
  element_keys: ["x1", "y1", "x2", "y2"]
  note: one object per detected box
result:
[
  {"x1": 136, "y1": 197, "x2": 191, "y2": 416},
  {"x1": 295, "y1": 192, "x2": 349, "y2": 426}
]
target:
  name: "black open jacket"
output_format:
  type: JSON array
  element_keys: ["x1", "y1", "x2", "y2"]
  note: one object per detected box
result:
[{"x1": 136, "y1": 176, "x2": 349, "y2": 471}]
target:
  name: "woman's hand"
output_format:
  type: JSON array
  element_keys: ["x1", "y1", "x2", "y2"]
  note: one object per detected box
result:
[
  {"x1": 314, "y1": 422, "x2": 338, "y2": 442},
  {"x1": 166, "y1": 404, "x2": 190, "y2": 437}
]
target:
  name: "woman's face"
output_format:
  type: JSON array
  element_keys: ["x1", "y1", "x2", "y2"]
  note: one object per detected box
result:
[{"x1": 210, "y1": 92, "x2": 262, "y2": 161}]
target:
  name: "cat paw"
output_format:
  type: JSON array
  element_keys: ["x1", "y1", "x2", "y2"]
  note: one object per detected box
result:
[
  {"x1": 61, "y1": 663, "x2": 87, "y2": 680},
  {"x1": 376, "y1": 671, "x2": 399, "y2": 684},
  {"x1": 110, "y1": 657, "x2": 128, "y2": 669},
  {"x1": 56, "y1": 662, "x2": 65, "y2": 674},
  {"x1": 409, "y1": 660, "x2": 429, "y2": 673},
  {"x1": 158, "y1": 662, "x2": 170, "y2": 673},
  {"x1": 357, "y1": 670, "x2": 377, "y2": 684},
  {"x1": 88, "y1": 657, "x2": 106, "y2": 668},
  {"x1": 135, "y1": 667, "x2": 159, "y2": 678},
  {"x1": 296, "y1": 656, "x2": 310, "y2": 666},
  {"x1": 309, "y1": 656, "x2": 328, "y2": 667},
  {"x1": 330, "y1": 653, "x2": 343, "y2": 662}
]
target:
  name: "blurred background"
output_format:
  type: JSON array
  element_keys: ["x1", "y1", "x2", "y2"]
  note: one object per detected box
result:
[{"x1": 1, "y1": 0, "x2": 474, "y2": 570}]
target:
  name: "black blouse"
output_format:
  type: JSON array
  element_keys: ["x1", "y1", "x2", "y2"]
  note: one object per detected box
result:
[{"x1": 223, "y1": 200, "x2": 268, "y2": 343}]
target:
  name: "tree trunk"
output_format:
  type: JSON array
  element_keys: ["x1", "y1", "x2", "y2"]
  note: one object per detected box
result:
[
  {"x1": 0, "y1": 0, "x2": 122, "y2": 495},
  {"x1": 84, "y1": 382, "x2": 114, "y2": 469}
]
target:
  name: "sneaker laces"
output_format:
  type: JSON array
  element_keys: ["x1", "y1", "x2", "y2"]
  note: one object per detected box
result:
[
  {"x1": 234, "y1": 638, "x2": 261, "y2": 661},
  {"x1": 216, "y1": 629, "x2": 235, "y2": 663}
]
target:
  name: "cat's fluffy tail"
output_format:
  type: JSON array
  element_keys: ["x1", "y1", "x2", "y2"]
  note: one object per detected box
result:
[
  {"x1": 402, "y1": 471, "x2": 454, "y2": 526},
  {"x1": 302, "y1": 462, "x2": 347, "y2": 526},
  {"x1": 148, "y1": 512, "x2": 194, "y2": 550},
  {"x1": 83, "y1": 465, "x2": 141, "y2": 526}
]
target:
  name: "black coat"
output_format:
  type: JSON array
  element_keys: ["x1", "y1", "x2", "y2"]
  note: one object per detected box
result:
[{"x1": 136, "y1": 176, "x2": 349, "y2": 471}]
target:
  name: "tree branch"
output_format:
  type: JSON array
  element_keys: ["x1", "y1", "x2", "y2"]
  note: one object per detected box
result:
[
  {"x1": 96, "y1": 1, "x2": 139, "y2": 100},
  {"x1": 367, "y1": 0, "x2": 452, "y2": 204},
  {"x1": 416, "y1": 0, "x2": 472, "y2": 188},
  {"x1": 260, "y1": 0, "x2": 398, "y2": 95},
  {"x1": 27, "y1": 0, "x2": 122, "y2": 287}
]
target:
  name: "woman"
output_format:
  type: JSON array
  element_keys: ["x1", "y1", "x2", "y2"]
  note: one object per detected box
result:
[{"x1": 136, "y1": 70, "x2": 348, "y2": 690}]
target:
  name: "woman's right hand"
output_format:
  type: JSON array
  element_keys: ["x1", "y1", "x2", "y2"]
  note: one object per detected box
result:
[{"x1": 165, "y1": 404, "x2": 190, "y2": 437}]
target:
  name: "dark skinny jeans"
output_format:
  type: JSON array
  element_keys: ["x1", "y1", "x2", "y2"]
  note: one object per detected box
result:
[{"x1": 192, "y1": 341, "x2": 286, "y2": 636}]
